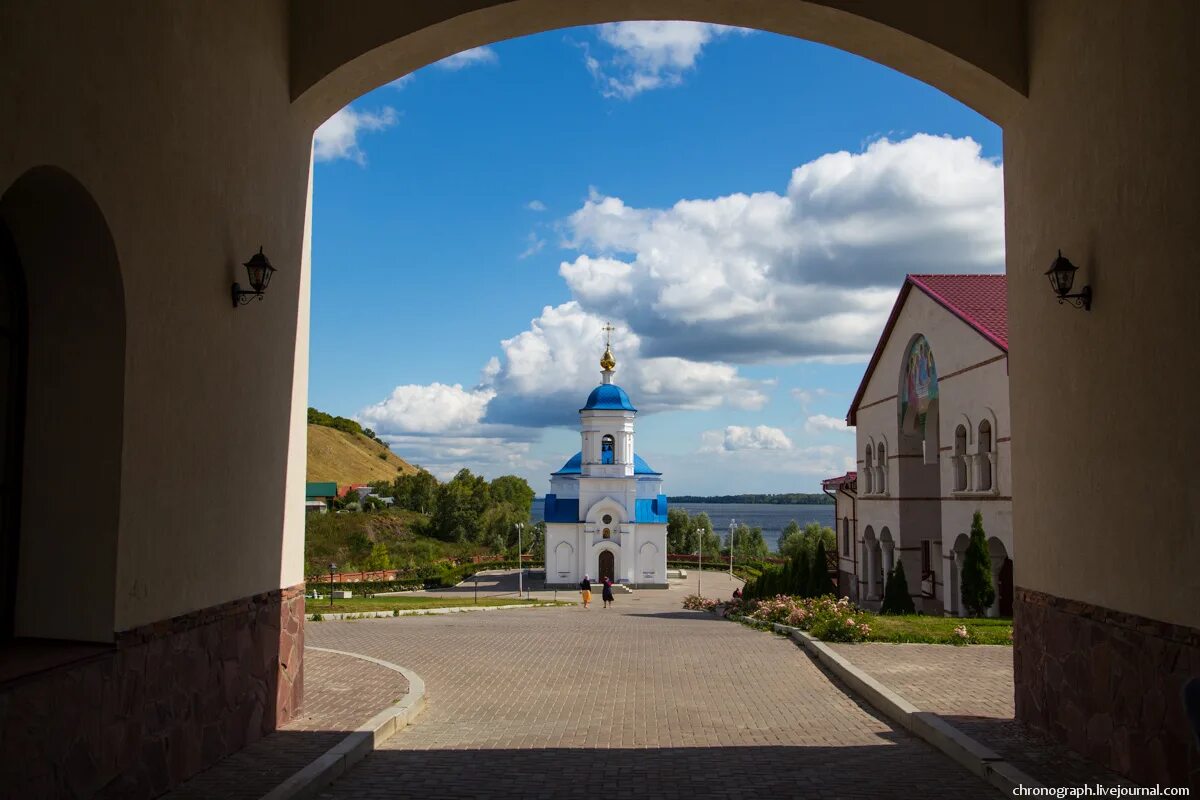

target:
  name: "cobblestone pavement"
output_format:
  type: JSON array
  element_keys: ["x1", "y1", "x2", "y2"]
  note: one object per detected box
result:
[
  {"x1": 309, "y1": 575, "x2": 996, "y2": 799},
  {"x1": 826, "y1": 642, "x2": 1133, "y2": 788},
  {"x1": 164, "y1": 648, "x2": 408, "y2": 799}
]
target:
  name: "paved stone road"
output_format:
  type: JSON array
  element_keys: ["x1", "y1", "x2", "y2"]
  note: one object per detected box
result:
[
  {"x1": 310, "y1": 573, "x2": 996, "y2": 799},
  {"x1": 165, "y1": 648, "x2": 408, "y2": 799},
  {"x1": 827, "y1": 642, "x2": 1133, "y2": 789}
]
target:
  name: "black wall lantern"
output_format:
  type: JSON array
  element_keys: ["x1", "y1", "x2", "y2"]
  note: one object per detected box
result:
[
  {"x1": 1044, "y1": 250, "x2": 1091, "y2": 310},
  {"x1": 232, "y1": 246, "x2": 276, "y2": 307}
]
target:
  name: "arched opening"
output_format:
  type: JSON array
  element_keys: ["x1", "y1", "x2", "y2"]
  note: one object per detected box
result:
[
  {"x1": 954, "y1": 424, "x2": 968, "y2": 491},
  {"x1": 987, "y1": 536, "x2": 1011, "y2": 618},
  {"x1": 875, "y1": 441, "x2": 887, "y2": 495},
  {"x1": 0, "y1": 220, "x2": 27, "y2": 642},
  {"x1": 0, "y1": 166, "x2": 125, "y2": 644},
  {"x1": 601, "y1": 434, "x2": 615, "y2": 465},
  {"x1": 863, "y1": 444, "x2": 874, "y2": 495},
  {"x1": 977, "y1": 419, "x2": 993, "y2": 491},
  {"x1": 950, "y1": 533, "x2": 970, "y2": 616},
  {"x1": 598, "y1": 549, "x2": 615, "y2": 583}
]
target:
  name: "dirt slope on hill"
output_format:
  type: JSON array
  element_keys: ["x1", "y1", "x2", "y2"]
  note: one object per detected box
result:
[{"x1": 306, "y1": 424, "x2": 417, "y2": 485}]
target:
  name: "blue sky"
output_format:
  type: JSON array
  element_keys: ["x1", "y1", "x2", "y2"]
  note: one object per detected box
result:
[{"x1": 309, "y1": 23, "x2": 1003, "y2": 495}]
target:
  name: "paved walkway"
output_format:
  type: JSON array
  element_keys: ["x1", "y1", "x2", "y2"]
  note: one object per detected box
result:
[
  {"x1": 310, "y1": 572, "x2": 996, "y2": 799},
  {"x1": 826, "y1": 642, "x2": 1133, "y2": 788},
  {"x1": 164, "y1": 648, "x2": 408, "y2": 799}
]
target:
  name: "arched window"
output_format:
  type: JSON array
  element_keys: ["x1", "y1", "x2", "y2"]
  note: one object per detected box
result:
[
  {"x1": 977, "y1": 420, "x2": 993, "y2": 491},
  {"x1": 864, "y1": 444, "x2": 874, "y2": 494},
  {"x1": 601, "y1": 434, "x2": 614, "y2": 465},
  {"x1": 876, "y1": 442, "x2": 887, "y2": 494},
  {"x1": 954, "y1": 425, "x2": 968, "y2": 491},
  {"x1": 842, "y1": 516, "x2": 850, "y2": 554}
]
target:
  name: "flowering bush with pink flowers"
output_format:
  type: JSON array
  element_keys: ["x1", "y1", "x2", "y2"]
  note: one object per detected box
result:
[
  {"x1": 741, "y1": 595, "x2": 870, "y2": 643},
  {"x1": 682, "y1": 594, "x2": 719, "y2": 612}
]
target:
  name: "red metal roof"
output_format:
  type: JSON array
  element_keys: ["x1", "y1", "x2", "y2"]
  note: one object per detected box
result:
[
  {"x1": 821, "y1": 471, "x2": 857, "y2": 490},
  {"x1": 847, "y1": 274, "x2": 1007, "y2": 425},
  {"x1": 907, "y1": 274, "x2": 1008, "y2": 351}
]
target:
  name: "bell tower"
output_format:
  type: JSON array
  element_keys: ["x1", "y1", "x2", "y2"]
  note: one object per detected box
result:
[{"x1": 579, "y1": 323, "x2": 636, "y2": 478}]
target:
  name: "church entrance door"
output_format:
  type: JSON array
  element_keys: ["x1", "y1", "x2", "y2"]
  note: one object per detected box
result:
[{"x1": 598, "y1": 550, "x2": 615, "y2": 583}]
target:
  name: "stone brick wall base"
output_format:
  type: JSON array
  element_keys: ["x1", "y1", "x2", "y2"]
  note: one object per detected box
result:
[
  {"x1": 0, "y1": 583, "x2": 305, "y2": 797},
  {"x1": 1014, "y1": 587, "x2": 1199, "y2": 790}
]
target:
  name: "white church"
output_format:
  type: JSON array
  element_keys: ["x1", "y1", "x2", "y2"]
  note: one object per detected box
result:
[{"x1": 542, "y1": 339, "x2": 669, "y2": 589}]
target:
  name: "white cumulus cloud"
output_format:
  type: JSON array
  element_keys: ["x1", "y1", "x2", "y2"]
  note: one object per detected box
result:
[
  {"x1": 805, "y1": 414, "x2": 853, "y2": 434},
  {"x1": 561, "y1": 134, "x2": 1003, "y2": 361},
  {"x1": 701, "y1": 425, "x2": 794, "y2": 453},
  {"x1": 313, "y1": 105, "x2": 399, "y2": 165},
  {"x1": 585, "y1": 22, "x2": 747, "y2": 99},
  {"x1": 437, "y1": 46, "x2": 498, "y2": 70},
  {"x1": 358, "y1": 383, "x2": 494, "y2": 435},
  {"x1": 526, "y1": 200, "x2": 547, "y2": 211}
]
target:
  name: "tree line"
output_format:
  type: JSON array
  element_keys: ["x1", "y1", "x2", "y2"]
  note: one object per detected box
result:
[
  {"x1": 666, "y1": 509, "x2": 836, "y2": 563},
  {"x1": 668, "y1": 493, "x2": 834, "y2": 505},
  {"x1": 308, "y1": 406, "x2": 388, "y2": 448},
  {"x1": 371, "y1": 468, "x2": 543, "y2": 556}
]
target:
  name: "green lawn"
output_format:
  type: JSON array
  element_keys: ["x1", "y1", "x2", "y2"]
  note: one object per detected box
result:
[
  {"x1": 305, "y1": 595, "x2": 554, "y2": 615},
  {"x1": 858, "y1": 613, "x2": 1013, "y2": 645}
]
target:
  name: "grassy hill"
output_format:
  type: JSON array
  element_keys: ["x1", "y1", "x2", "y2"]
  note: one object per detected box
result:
[{"x1": 306, "y1": 423, "x2": 418, "y2": 485}]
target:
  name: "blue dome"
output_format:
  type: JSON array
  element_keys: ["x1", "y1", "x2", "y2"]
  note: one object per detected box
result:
[
  {"x1": 580, "y1": 383, "x2": 637, "y2": 412},
  {"x1": 552, "y1": 451, "x2": 660, "y2": 476}
]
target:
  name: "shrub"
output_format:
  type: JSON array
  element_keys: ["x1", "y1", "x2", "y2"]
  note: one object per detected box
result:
[
  {"x1": 682, "y1": 594, "x2": 718, "y2": 612},
  {"x1": 743, "y1": 595, "x2": 869, "y2": 643},
  {"x1": 880, "y1": 560, "x2": 917, "y2": 614},
  {"x1": 310, "y1": 613, "x2": 323, "y2": 622},
  {"x1": 393, "y1": 608, "x2": 400, "y2": 617},
  {"x1": 960, "y1": 511, "x2": 996, "y2": 616}
]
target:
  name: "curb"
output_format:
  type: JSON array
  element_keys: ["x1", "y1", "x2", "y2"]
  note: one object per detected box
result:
[
  {"x1": 309, "y1": 602, "x2": 563, "y2": 621},
  {"x1": 730, "y1": 615, "x2": 1044, "y2": 796},
  {"x1": 259, "y1": 647, "x2": 428, "y2": 800}
]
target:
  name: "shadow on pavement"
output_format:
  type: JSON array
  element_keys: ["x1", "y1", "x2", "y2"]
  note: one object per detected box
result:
[{"x1": 324, "y1": 743, "x2": 991, "y2": 799}]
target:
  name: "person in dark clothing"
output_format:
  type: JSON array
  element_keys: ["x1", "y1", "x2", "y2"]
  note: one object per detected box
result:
[
  {"x1": 602, "y1": 576, "x2": 615, "y2": 608},
  {"x1": 579, "y1": 575, "x2": 592, "y2": 609}
]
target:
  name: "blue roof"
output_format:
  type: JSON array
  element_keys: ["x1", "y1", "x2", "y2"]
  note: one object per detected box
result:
[
  {"x1": 552, "y1": 452, "x2": 661, "y2": 476},
  {"x1": 543, "y1": 494, "x2": 580, "y2": 523},
  {"x1": 580, "y1": 384, "x2": 637, "y2": 412},
  {"x1": 635, "y1": 495, "x2": 669, "y2": 523},
  {"x1": 543, "y1": 493, "x2": 668, "y2": 524}
]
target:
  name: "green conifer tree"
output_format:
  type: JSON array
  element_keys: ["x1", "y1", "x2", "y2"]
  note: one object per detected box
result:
[
  {"x1": 791, "y1": 551, "x2": 810, "y2": 597},
  {"x1": 880, "y1": 559, "x2": 916, "y2": 614},
  {"x1": 960, "y1": 511, "x2": 996, "y2": 616},
  {"x1": 809, "y1": 539, "x2": 836, "y2": 597}
]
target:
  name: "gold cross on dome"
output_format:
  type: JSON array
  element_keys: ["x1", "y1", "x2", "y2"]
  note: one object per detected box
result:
[{"x1": 602, "y1": 322, "x2": 615, "y2": 348}]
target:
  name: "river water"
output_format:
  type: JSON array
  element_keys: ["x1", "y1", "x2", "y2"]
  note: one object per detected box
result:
[{"x1": 531, "y1": 499, "x2": 835, "y2": 553}]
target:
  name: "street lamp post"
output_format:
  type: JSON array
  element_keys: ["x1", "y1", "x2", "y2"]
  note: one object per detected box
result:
[
  {"x1": 728, "y1": 518, "x2": 736, "y2": 579},
  {"x1": 515, "y1": 522, "x2": 524, "y2": 597},
  {"x1": 696, "y1": 527, "x2": 703, "y2": 598},
  {"x1": 328, "y1": 562, "x2": 336, "y2": 608}
]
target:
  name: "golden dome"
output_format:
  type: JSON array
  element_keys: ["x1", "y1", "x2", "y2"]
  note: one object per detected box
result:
[{"x1": 600, "y1": 345, "x2": 616, "y2": 371}]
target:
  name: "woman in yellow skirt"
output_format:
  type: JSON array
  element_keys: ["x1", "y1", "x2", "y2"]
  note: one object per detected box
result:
[{"x1": 579, "y1": 575, "x2": 592, "y2": 609}]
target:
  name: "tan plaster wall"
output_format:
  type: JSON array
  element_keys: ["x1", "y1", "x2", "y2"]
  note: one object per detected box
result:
[
  {"x1": 1005, "y1": 0, "x2": 1200, "y2": 629},
  {"x1": 0, "y1": 1, "x2": 312, "y2": 631},
  {"x1": 1, "y1": 0, "x2": 1194, "y2": 639}
]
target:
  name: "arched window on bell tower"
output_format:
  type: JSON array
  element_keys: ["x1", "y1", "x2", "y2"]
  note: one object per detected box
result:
[{"x1": 601, "y1": 434, "x2": 615, "y2": 465}]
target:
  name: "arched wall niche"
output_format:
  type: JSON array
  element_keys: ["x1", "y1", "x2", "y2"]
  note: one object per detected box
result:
[
  {"x1": 0, "y1": 166, "x2": 126, "y2": 643},
  {"x1": 288, "y1": 0, "x2": 1028, "y2": 130}
]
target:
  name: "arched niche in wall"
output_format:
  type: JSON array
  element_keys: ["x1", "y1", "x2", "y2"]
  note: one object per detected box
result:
[{"x1": 0, "y1": 166, "x2": 125, "y2": 643}]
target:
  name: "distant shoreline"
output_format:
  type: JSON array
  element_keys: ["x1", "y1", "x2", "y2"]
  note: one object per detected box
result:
[{"x1": 667, "y1": 494, "x2": 834, "y2": 505}]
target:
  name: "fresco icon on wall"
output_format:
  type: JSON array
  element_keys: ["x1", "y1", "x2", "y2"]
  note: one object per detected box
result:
[{"x1": 900, "y1": 335, "x2": 938, "y2": 430}]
